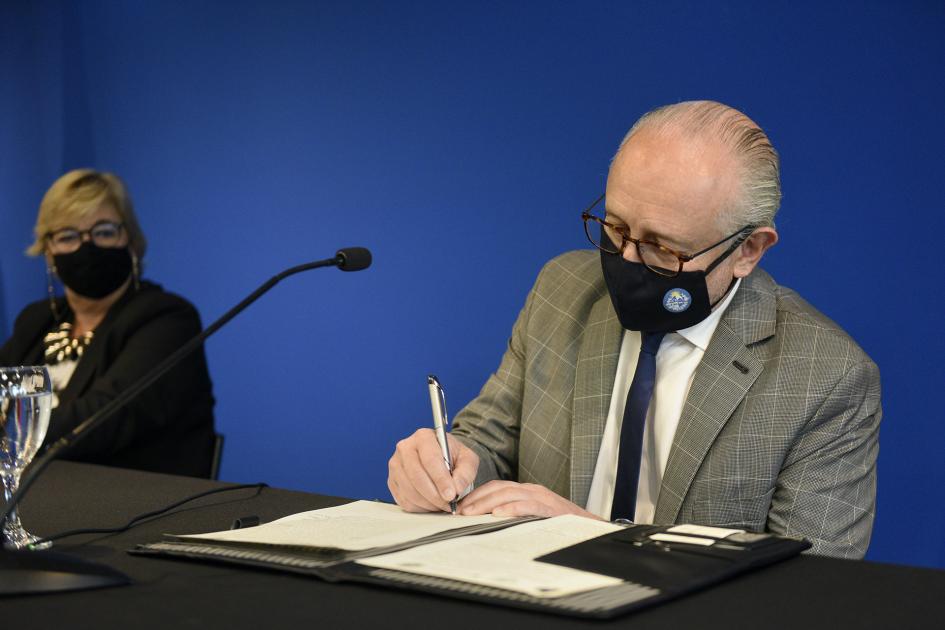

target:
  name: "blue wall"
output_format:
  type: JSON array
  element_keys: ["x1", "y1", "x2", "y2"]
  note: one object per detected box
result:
[{"x1": 2, "y1": 1, "x2": 943, "y2": 569}]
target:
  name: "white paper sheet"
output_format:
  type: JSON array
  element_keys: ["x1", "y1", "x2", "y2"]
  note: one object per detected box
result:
[
  {"x1": 666, "y1": 524, "x2": 744, "y2": 538},
  {"x1": 177, "y1": 500, "x2": 511, "y2": 551},
  {"x1": 649, "y1": 533, "x2": 715, "y2": 546},
  {"x1": 357, "y1": 515, "x2": 625, "y2": 598}
]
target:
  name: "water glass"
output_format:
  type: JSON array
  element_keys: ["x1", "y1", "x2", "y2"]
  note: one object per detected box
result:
[{"x1": 1, "y1": 366, "x2": 53, "y2": 549}]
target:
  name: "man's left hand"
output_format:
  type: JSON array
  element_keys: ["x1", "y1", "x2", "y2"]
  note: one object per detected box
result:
[{"x1": 458, "y1": 480, "x2": 603, "y2": 520}]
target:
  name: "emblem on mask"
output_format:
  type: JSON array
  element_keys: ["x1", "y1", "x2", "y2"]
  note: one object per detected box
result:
[{"x1": 663, "y1": 288, "x2": 692, "y2": 313}]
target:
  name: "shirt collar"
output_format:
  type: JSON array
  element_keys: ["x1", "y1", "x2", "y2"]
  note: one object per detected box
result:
[{"x1": 673, "y1": 278, "x2": 742, "y2": 351}]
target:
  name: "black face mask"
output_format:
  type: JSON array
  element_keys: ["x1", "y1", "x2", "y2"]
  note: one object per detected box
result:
[
  {"x1": 53, "y1": 241, "x2": 133, "y2": 299},
  {"x1": 600, "y1": 231, "x2": 739, "y2": 333}
]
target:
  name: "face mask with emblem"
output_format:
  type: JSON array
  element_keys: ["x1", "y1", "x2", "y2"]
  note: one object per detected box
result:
[{"x1": 599, "y1": 228, "x2": 746, "y2": 333}]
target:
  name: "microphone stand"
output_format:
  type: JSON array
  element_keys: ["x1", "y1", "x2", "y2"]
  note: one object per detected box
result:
[{"x1": 0, "y1": 249, "x2": 369, "y2": 595}]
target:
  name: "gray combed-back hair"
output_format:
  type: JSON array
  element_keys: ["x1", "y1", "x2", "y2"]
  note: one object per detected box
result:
[{"x1": 617, "y1": 100, "x2": 781, "y2": 232}]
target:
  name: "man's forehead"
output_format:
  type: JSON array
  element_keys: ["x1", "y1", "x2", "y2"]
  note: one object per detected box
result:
[{"x1": 606, "y1": 129, "x2": 738, "y2": 235}]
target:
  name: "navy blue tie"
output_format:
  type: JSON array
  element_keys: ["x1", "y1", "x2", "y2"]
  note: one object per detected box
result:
[{"x1": 610, "y1": 331, "x2": 665, "y2": 521}]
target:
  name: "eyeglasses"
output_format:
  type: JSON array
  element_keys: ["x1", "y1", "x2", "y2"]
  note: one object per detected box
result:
[
  {"x1": 581, "y1": 193, "x2": 754, "y2": 277},
  {"x1": 46, "y1": 221, "x2": 125, "y2": 254}
]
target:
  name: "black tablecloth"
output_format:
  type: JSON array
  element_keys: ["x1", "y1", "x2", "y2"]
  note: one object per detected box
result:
[{"x1": 5, "y1": 461, "x2": 945, "y2": 629}]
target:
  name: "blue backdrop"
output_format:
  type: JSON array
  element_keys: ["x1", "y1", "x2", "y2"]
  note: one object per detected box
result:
[{"x1": 1, "y1": 1, "x2": 942, "y2": 569}]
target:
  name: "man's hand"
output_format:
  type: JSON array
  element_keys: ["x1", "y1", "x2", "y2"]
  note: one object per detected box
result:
[
  {"x1": 388, "y1": 428, "x2": 479, "y2": 512},
  {"x1": 458, "y1": 480, "x2": 603, "y2": 520}
]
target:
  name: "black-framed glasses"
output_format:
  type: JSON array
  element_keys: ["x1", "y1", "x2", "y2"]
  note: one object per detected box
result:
[
  {"x1": 581, "y1": 193, "x2": 755, "y2": 277},
  {"x1": 46, "y1": 221, "x2": 125, "y2": 253}
]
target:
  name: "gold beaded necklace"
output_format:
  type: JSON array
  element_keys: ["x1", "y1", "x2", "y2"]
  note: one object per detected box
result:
[{"x1": 43, "y1": 321, "x2": 94, "y2": 364}]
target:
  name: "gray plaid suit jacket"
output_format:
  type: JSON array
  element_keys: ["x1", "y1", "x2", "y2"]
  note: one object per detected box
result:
[{"x1": 452, "y1": 250, "x2": 881, "y2": 559}]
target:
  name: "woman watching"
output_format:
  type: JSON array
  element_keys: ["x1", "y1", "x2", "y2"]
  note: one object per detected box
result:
[{"x1": 0, "y1": 169, "x2": 216, "y2": 477}]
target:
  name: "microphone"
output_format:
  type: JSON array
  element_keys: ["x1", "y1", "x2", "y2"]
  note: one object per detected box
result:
[
  {"x1": 0, "y1": 246, "x2": 371, "y2": 594},
  {"x1": 336, "y1": 247, "x2": 371, "y2": 271}
]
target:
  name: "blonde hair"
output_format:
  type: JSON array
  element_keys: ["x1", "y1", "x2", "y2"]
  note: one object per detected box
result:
[
  {"x1": 617, "y1": 100, "x2": 781, "y2": 233},
  {"x1": 27, "y1": 169, "x2": 147, "y2": 258}
]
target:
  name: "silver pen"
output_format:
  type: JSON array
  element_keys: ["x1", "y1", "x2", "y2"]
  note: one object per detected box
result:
[{"x1": 427, "y1": 375, "x2": 458, "y2": 514}]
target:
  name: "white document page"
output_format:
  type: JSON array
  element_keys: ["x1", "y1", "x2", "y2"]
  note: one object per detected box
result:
[
  {"x1": 176, "y1": 500, "x2": 511, "y2": 551},
  {"x1": 358, "y1": 515, "x2": 625, "y2": 598},
  {"x1": 666, "y1": 524, "x2": 743, "y2": 538}
]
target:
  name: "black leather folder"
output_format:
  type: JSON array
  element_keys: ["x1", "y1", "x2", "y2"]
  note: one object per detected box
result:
[{"x1": 133, "y1": 522, "x2": 809, "y2": 619}]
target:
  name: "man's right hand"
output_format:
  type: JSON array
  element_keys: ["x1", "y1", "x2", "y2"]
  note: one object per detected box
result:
[{"x1": 387, "y1": 428, "x2": 479, "y2": 512}]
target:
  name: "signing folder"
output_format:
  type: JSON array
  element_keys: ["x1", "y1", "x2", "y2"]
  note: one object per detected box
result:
[{"x1": 132, "y1": 500, "x2": 809, "y2": 619}]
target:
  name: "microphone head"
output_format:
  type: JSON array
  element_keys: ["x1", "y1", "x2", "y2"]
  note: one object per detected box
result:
[{"x1": 335, "y1": 247, "x2": 372, "y2": 271}]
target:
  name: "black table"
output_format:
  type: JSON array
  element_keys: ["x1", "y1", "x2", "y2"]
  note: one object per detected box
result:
[{"x1": 5, "y1": 462, "x2": 945, "y2": 629}]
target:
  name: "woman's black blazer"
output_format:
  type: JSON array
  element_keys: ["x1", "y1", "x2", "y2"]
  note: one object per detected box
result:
[{"x1": 0, "y1": 281, "x2": 215, "y2": 477}]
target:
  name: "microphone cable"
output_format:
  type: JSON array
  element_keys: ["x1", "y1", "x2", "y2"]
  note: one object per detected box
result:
[{"x1": 30, "y1": 482, "x2": 269, "y2": 547}]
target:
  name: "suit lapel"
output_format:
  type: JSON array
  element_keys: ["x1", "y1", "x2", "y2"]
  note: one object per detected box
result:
[
  {"x1": 653, "y1": 270, "x2": 777, "y2": 524},
  {"x1": 569, "y1": 292, "x2": 623, "y2": 508},
  {"x1": 8, "y1": 304, "x2": 56, "y2": 365},
  {"x1": 58, "y1": 285, "x2": 141, "y2": 407},
  {"x1": 58, "y1": 331, "x2": 102, "y2": 405}
]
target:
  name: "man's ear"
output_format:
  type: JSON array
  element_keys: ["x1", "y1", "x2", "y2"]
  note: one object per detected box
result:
[{"x1": 733, "y1": 227, "x2": 778, "y2": 278}]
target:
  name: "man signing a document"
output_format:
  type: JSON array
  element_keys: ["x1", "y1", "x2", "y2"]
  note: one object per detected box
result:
[{"x1": 387, "y1": 100, "x2": 881, "y2": 559}]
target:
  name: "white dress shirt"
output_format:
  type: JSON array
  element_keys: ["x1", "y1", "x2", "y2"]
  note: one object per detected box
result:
[{"x1": 585, "y1": 279, "x2": 742, "y2": 522}]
